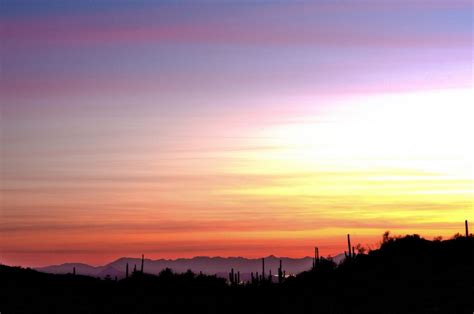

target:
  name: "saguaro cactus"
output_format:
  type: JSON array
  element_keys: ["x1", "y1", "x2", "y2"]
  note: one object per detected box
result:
[
  {"x1": 126, "y1": 263, "x2": 129, "y2": 278},
  {"x1": 229, "y1": 268, "x2": 234, "y2": 285},
  {"x1": 262, "y1": 258, "x2": 265, "y2": 281},
  {"x1": 141, "y1": 254, "x2": 144, "y2": 273},
  {"x1": 313, "y1": 247, "x2": 319, "y2": 269},
  {"x1": 73, "y1": 267, "x2": 76, "y2": 275},
  {"x1": 466, "y1": 220, "x2": 469, "y2": 237},
  {"x1": 347, "y1": 234, "x2": 352, "y2": 259},
  {"x1": 278, "y1": 260, "x2": 283, "y2": 283}
]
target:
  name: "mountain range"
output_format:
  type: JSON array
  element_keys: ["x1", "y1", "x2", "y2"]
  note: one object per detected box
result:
[{"x1": 36, "y1": 254, "x2": 345, "y2": 280}]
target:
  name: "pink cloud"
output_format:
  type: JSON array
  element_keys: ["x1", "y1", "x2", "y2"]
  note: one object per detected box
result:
[{"x1": 1, "y1": 14, "x2": 469, "y2": 49}]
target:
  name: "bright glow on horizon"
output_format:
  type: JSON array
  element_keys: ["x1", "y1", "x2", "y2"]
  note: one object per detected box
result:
[
  {"x1": 255, "y1": 89, "x2": 473, "y2": 175},
  {"x1": 219, "y1": 89, "x2": 472, "y2": 243}
]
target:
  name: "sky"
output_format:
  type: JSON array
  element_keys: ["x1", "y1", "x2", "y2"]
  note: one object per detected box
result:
[{"x1": 1, "y1": 0, "x2": 472, "y2": 267}]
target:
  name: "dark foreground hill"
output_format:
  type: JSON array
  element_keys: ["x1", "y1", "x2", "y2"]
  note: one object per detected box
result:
[{"x1": 1, "y1": 234, "x2": 473, "y2": 314}]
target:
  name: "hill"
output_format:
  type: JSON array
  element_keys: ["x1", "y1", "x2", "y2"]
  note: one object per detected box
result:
[{"x1": 1, "y1": 233, "x2": 473, "y2": 314}]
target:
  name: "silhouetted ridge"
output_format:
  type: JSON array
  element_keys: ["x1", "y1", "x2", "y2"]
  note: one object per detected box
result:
[{"x1": 2, "y1": 231, "x2": 473, "y2": 314}]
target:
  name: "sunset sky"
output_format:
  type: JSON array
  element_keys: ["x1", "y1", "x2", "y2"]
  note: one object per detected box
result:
[{"x1": 1, "y1": 1, "x2": 472, "y2": 267}]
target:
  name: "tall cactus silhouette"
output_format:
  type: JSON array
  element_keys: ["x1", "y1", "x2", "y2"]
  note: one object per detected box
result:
[
  {"x1": 141, "y1": 254, "x2": 144, "y2": 273},
  {"x1": 229, "y1": 268, "x2": 234, "y2": 285},
  {"x1": 278, "y1": 259, "x2": 283, "y2": 283},
  {"x1": 347, "y1": 234, "x2": 352, "y2": 259},
  {"x1": 466, "y1": 220, "x2": 469, "y2": 237},
  {"x1": 125, "y1": 263, "x2": 129, "y2": 278},
  {"x1": 313, "y1": 247, "x2": 319, "y2": 269},
  {"x1": 261, "y1": 258, "x2": 265, "y2": 281}
]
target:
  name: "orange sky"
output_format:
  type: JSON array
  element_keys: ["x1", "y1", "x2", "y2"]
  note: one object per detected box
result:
[{"x1": 3, "y1": 89, "x2": 472, "y2": 267}]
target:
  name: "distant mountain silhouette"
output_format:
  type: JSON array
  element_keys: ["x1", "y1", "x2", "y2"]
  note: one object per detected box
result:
[
  {"x1": 36, "y1": 254, "x2": 346, "y2": 279},
  {"x1": 37, "y1": 262, "x2": 103, "y2": 276}
]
